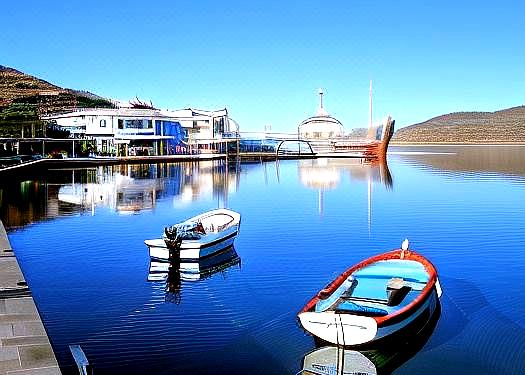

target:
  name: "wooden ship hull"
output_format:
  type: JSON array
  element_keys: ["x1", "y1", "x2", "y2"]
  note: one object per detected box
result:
[{"x1": 311, "y1": 116, "x2": 395, "y2": 159}]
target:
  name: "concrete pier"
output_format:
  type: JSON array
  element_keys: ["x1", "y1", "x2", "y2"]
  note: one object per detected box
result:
[{"x1": 0, "y1": 222, "x2": 61, "y2": 375}]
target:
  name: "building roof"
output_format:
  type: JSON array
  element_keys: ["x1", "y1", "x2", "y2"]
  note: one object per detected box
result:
[
  {"x1": 298, "y1": 89, "x2": 344, "y2": 135},
  {"x1": 42, "y1": 107, "x2": 230, "y2": 122},
  {"x1": 299, "y1": 115, "x2": 343, "y2": 128}
]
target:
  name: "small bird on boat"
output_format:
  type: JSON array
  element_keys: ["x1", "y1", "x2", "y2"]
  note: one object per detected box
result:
[{"x1": 400, "y1": 239, "x2": 410, "y2": 259}]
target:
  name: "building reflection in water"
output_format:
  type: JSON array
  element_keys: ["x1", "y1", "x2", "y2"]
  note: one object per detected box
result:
[
  {"x1": 147, "y1": 246, "x2": 241, "y2": 304},
  {"x1": 0, "y1": 158, "x2": 391, "y2": 230},
  {"x1": 0, "y1": 160, "x2": 241, "y2": 229},
  {"x1": 297, "y1": 157, "x2": 392, "y2": 234}
]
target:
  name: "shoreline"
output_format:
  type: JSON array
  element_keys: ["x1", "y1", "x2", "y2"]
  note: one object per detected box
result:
[{"x1": 1, "y1": 143, "x2": 524, "y2": 175}]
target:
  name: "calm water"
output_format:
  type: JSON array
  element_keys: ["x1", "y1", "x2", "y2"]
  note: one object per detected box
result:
[{"x1": 1, "y1": 145, "x2": 525, "y2": 375}]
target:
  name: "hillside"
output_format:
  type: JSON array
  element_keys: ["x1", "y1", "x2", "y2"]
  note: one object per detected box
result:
[
  {"x1": 391, "y1": 106, "x2": 525, "y2": 143},
  {"x1": 0, "y1": 65, "x2": 114, "y2": 120}
]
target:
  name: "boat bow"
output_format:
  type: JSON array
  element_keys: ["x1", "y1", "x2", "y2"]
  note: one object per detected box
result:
[{"x1": 298, "y1": 312, "x2": 378, "y2": 346}]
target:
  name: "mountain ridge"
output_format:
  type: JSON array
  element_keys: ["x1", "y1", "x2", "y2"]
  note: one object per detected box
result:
[
  {"x1": 391, "y1": 105, "x2": 525, "y2": 143},
  {"x1": 0, "y1": 65, "x2": 114, "y2": 118}
]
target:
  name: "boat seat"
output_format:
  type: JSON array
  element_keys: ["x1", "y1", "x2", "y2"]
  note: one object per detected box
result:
[
  {"x1": 335, "y1": 301, "x2": 388, "y2": 317},
  {"x1": 386, "y1": 278, "x2": 412, "y2": 306},
  {"x1": 178, "y1": 231, "x2": 203, "y2": 240},
  {"x1": 315, "y1": 277, "x2": 357, "y2": 312}
]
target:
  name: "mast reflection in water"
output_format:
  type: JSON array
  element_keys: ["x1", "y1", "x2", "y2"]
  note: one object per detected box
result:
[{"x1": 297, "y1": 157, "x2": 392, "y2": 237}]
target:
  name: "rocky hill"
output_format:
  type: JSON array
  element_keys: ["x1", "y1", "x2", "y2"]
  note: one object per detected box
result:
[
  {"x1": 0, "y1": 65, "x2": 114, "y2": 120},
  {"x1": 392, "y1": 106, "x2": 525, "y2": 143}
]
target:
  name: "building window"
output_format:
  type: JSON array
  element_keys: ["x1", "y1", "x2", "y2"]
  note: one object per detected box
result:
[
  {"x1": 213, "y1": 117, "x2": 225, "y2": 135},
  {"x1": 100, "y1": 119, "x2": 106, "y2": 128},
  {"x1": 124, "y1": 119, "x2": 150, "y2": 129}
]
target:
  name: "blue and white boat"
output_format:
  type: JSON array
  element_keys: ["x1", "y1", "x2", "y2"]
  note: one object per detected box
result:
[
  {"x1": 298, "y1": 240, "x2": 442, "y2": 346},
  {"x1": 144, "y1": 208, "x2": 241, "y2": 260}
]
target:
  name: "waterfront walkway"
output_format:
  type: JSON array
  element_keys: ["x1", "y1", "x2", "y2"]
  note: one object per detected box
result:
[
  {"x1": 0, "y1": 152, "x2": 322, "y2": 176},
  {"x1": 0, "y1": 222, "x2": 61, "y2": 375}
]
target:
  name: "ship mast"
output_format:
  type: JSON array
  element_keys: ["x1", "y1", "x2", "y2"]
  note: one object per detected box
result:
[{"x1": 369, "y1": 80, "x2": 373, "y2": 129}]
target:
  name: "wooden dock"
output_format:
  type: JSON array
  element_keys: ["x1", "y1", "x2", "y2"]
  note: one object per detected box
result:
[{"x1": 0, "y1": 221, "x2": 62, "y2": 375}]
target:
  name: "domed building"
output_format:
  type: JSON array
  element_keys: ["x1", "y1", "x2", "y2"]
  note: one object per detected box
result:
[{"x1": 298, "y1": 89, "x2": 344, "y2": 139}]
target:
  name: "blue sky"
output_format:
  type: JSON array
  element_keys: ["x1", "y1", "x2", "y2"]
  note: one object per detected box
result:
[{"x1": 2, "y1": 0, "x2": 524, "y2": 132}]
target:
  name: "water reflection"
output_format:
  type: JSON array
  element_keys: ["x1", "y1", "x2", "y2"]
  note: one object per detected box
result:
[
  {"x1": 300, "y1": 347, "x2": 377, "y2": 375},
  {"x1": 391, "y1": 145, "x2": 525, "y2": 180},
  {"x1": 296, "y1": 157, "x2": 392, "y2": 219},
  {"x1": 4, "y1": 147, "x2": 525, "y2": 374},
  {"x1": 0, "y1": 158, "x2": 393, "y2": 229},
  {"x1": 298, "y1": 158, "x2": 392, "y2": 190},
  {"x1": 147, "y1": 246, "x2": 241, "y2": 304},
  {"x1": 299, "y1": 300, "x2": 440, "y2": 375},
  {"x1": 0, "y1": 160, "x2": 241, "y2": 228}
]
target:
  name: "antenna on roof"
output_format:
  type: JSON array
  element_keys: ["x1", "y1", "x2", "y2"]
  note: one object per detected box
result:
[{"x1": 316, "y1": 88, "x2": 328, "y2": 116}]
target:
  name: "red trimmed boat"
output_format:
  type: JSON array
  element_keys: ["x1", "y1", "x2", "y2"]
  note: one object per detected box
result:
[{"x1": 298, "y1": 240, "x2": 442, "y2": 347}]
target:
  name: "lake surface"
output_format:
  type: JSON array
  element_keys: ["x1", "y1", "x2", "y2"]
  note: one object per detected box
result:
[{"x1": 1, "y1": 145, "x2": 525, "y2": 375}]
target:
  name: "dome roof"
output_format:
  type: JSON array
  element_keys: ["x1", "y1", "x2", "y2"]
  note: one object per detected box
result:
[
  {"x1": 299, "y1": 115, "x2": 343, "y2": 128},
  {"x1": 298, "y1": 89, "x2": 344, "y2": 139}
]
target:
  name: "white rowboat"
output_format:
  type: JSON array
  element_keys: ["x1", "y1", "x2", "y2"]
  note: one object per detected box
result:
[
  {"x1": 144, "y1": 208, "x2": 241, "y2": 260},
  {"x1": 298, "y1": 241, "x2": 442, "y2": 347}
]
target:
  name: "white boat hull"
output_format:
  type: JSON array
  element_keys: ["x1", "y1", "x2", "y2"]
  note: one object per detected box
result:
[
  {"x1": 299, "y1": 286, "x2": 440, "y2": 346},
  {"x1": 145, "y1": 226, "x2": 238, "y2": 260},
  {"x1": 374, "y1": 287, "x2": 439, "y2": 341},
  {"x1": 298, "y1": 248, "x2": 443, "y2": 347},
  {"x1": 145, "y1": 208, "x2": 240, "y2": 260},
  {"x1": 298, "y1": 312, "x2": 378, "y2": 346}
]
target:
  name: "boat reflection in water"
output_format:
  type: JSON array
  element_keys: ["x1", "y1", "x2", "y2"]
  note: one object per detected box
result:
[
  {"x1": 299, "y1": 299, "x2": 441, "y2": 375},
  {"x1": 298, "y1": 157, "x2": 392, "y2": 192},
  {"x1": 147, "y1": 245, "x2": 241, "y2": 303},
  {"x1": 297, "y1": 157, "x2": 392, "y2": 227},
  {"x1": 301, "y1": 347, "x2": 377, "y2": 375}
]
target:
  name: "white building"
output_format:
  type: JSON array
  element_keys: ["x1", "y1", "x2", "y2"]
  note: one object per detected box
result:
[
  {"x1": 42, "y1": 104, "x2": 236, "y2": 156},
  {"x1": 298, "y1": 89, "x2": 344, "y2": 139}
]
